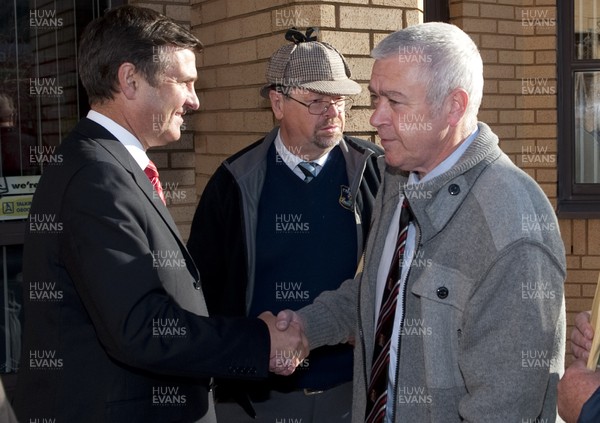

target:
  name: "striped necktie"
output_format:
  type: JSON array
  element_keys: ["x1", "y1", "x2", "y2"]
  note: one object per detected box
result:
[
  {"x1": 297, "y1": 161, "x2": 318, "y2": 183},
  {"x1": 365, "y1": 197, "x2": 413, "y2": 423},
  {"x1": 144, "y1": 160, "x2": 166, "y2": 205}
]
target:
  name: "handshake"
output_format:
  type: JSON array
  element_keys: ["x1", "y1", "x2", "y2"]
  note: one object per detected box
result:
[{"x1": 259, "y1": 310, "x2": 308, "y2": 376}]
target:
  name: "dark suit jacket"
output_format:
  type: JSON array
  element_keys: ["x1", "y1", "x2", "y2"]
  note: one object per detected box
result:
[{"x1": 13, "y1": 118, "x2": 270, "y2": 423}]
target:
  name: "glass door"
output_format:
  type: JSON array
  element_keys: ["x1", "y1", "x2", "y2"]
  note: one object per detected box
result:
[{"x1": 0, "y1": 0, "x2": 121, "y2": 398}]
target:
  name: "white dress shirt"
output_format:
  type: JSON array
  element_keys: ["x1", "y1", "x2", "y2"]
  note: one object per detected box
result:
[
  {"x1": 274, "y1": 130, "x2": 330, "y2": 180},
  {"x1": 86, "y1": 110, "x2": 149, "y2": 170}
]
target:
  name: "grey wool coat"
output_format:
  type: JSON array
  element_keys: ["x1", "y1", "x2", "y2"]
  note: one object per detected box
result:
[{"x1": 298, "y1": 122, "x2": 566, "y2": 423}]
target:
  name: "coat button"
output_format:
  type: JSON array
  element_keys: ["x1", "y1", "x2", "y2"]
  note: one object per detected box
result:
[
  {"x1": 437, "y1": 286, "x2": 449, "y2": 299},
  {"x1": 448, "y1": 184, "x2": 460, "y2": 196}
]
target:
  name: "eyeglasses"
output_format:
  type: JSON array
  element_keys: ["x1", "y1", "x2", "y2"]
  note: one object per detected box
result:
[{"x1": 284, "y1": 95, "x2": 353, "y2": 115}]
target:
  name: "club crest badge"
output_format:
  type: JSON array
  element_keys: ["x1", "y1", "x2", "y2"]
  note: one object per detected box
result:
[{"x1": 339, "y1": 185, "x2": 353, "y2": 210}]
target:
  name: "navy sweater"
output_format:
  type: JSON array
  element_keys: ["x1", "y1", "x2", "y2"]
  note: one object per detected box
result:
[{"x1": 250, "y1": 144, "x2": 356, "y2": 390}]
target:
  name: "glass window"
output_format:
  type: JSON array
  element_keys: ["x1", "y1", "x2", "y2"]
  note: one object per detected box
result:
[
  {"x1": 424, "y1": 0, "x2": 449, "y2": 23},
  {"x1": 574, "y1": 71, "x2": 600, "y2": 183},
  {"x1": 0, "y1": 1, "x2": 120, "y2": 391},
  {"x1": 0, "y1": 245, "x2": 23, "y2": 374},
  {"x1": 575, "y1": 1, "x2": 600, "y2": 60},
  {"x1": 558, "y1": 1, "x2": 600, "y2": 216}
]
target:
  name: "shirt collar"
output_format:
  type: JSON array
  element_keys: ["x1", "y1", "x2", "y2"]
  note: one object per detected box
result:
[
  {"x1": 274, "y1": 129, "x2": 330, "y2": 172},
  {"x1": 408, "y1": 127, "x2": 479, "y2": 185},
  {"x1": 87, "y1": 110, "x2": 149, "y2": 170}
]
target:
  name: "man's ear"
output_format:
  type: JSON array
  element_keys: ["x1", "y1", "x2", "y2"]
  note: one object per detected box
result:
[
  {"x1": 117, "y1": 62, "x2": 138, "y2": 100},
  {"x1": 269, "y1": 90, "x2": 285, "y2": 120},
  {"x1": 447, "y1": 88, "x2": 469, "y2": 127}
]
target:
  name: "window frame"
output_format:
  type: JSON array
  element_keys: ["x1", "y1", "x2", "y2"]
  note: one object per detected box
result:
[
  {"x1": 424, "y1": 0, "x2": 449, "y2": 23},
  {"x1": 557, "y1": 1, "x2": 600, "y2": 218}
]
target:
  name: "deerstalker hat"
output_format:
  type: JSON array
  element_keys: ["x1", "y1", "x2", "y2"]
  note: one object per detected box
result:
[{"x1": 260, "y1": 27, "x2": 361, "y2": 98}]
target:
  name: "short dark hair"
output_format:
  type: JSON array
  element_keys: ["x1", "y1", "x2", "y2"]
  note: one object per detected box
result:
[{"x1": 78, "y1": 5, "x2": 203, "y2": 105}]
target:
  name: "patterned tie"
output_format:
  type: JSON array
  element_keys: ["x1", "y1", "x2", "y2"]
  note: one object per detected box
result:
[
  {"x1": 365, "y1": 197, "x2": 413, "y2": 423},
  {"x1": 144, "y1": 160, "x2": 166, "y2": 205},
  {"x1": 297, "y1": 161, "x2": 318, "y2": 183}
]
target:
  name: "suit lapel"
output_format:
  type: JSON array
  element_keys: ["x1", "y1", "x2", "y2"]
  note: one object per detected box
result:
[{"x1": 73, "y1": 119, "x2": 201, "y2": 284}]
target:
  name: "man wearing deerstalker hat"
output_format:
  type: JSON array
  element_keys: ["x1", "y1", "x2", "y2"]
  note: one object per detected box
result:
[{"x1": 187, "y1": 28, "x2": 383, "y2": 422}]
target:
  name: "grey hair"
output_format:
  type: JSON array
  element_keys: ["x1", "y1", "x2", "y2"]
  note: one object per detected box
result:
[{"x1": 371, "y1": 22, "x2": 483, "y2": 127}]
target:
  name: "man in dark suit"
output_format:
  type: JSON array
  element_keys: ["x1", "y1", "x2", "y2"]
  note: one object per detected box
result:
[{"x1": 12, "y1": 6, "x2": 307, "y2": 423}]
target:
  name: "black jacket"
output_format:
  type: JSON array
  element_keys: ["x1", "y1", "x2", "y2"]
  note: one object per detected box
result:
[{"x1": 14, "y1": 119, "x2": 270, "y2": 423}]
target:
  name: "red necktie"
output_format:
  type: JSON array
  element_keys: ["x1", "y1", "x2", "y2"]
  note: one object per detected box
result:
[
  {"x1": 365, "y1": 197, "x2": 412, "y2": 423},
  {"x1": 144, "y1": 160, "x2": 166, "y2": 205}
]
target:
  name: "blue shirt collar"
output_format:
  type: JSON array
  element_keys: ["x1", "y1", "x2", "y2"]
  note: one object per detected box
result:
[{"x1": 408, "y1": 127, "x2": 479, "y2": 185}]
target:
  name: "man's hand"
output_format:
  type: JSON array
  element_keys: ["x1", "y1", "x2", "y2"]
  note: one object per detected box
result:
[
  {"x1": 274, "y1": 309, "x2": 305, "y2": 332},
  {"x1": 258, "y1": 311, "x2": 309, "y2": 376},
  {"x1": 558, "y1": 358, "x2": 600, "y2": 423},
  {"x1": 572, "y1": 311, "x2": 593, "y2": 360}
]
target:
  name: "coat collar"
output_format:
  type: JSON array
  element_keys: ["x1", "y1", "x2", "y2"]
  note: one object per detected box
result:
[{"x1": 380, "y1": 122, "x2": 503, "y2": 243}]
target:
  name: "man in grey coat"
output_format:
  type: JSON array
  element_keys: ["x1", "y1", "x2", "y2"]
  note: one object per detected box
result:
[{"x1": 279, "y1": 22, "x2": 566, "y2": 423}]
